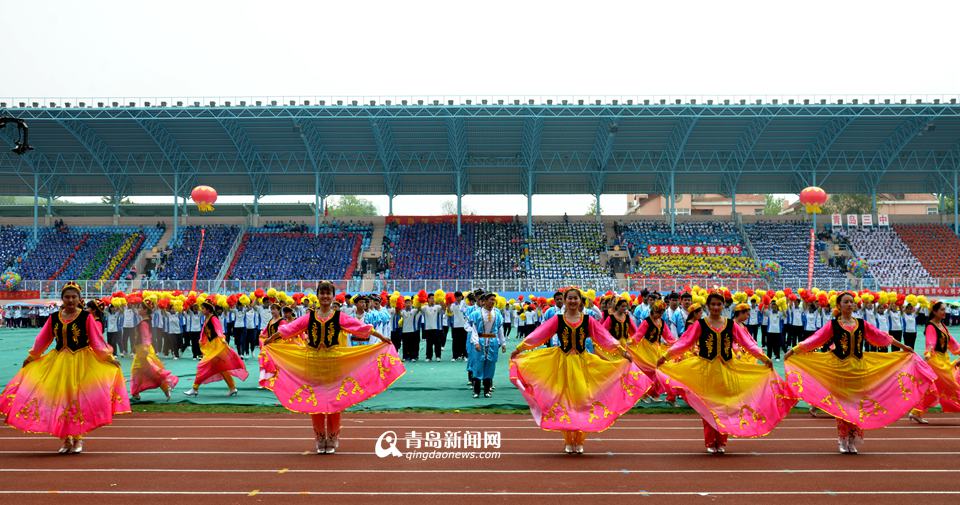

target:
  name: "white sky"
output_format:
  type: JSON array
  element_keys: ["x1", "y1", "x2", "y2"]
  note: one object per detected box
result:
[{"x1": 5, "y1": 0, "x2": 957, "y2": 215}]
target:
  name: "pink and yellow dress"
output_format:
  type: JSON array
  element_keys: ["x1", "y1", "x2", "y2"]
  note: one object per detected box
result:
[
  {"x1": 0, "y1": 310, "x2": 130, "y2": 438},
  {"x1": 195, "y1": 316, "x2": 249, "y2": 385},
  {"x1": 657, "y1": 318, "x2": 795, "y2": 438},
  {"x1": 785, "y1": 318, "x2": 936, "y2": 429},
  {"x1": 265, "y1": 309, "x2": 406, "y2": 414},
  {"x1": 598, "y1": 314, "x2": 637, "y2": 359},
  {"x1": 131, "y1": 320, "x2": 179, "y2": 396},
  {"x1": 509, "y1": 314, "x2": 653, "y2": 433},
  {"x1": 258, "y1": 319, "x2": 283, "y2": 390},
  {"x1": 914, "y1": 323, "x2": 960, "y2": 413},
  {"x1": 628, "y1": 317, "x2": 677, "y2": 396}
]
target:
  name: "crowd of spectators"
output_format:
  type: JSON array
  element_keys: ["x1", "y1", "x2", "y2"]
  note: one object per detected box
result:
[
  {"x1": 636, "y1": 255, "x2": 761, "y2": 278},
  {"x1": 16, "y1": 226, "x2": 161, "y2": 281},
  {"x1": 615, "y1": 221, "x2": 743, "y2": 259},
  {"x1": 746, "y1": 221, "x2": 847, "y2": 281},
  {"x1": 841, "y1": 227, "x2": 934, "y2": 284},
  {"x1": 154, "y1": 226, "x2": 240, "y2": 280},
  {"x1": 228, "y1": 227, "x2": 366, "y2": 280},
  {"x1": 894, "y1": 224, "x2": 960, "y2": 280},
  {"x1": 472, "y1": 221, "x2": 526, "y2": 279},
  {"x1": 525, "y1": 222, "x2": 607, "y2": 279},
  {"x1": 382, "y1": 222, "x2": 476, "y2": 279},
  {"x1": 0, "y1": 226, "x2": 27, "y2": 272}
]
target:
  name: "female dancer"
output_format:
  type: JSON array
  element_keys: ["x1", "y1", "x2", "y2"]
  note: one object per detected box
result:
[
  {"x1": 130, "y1": 302, "x2": 178, "y2": 401},
  {"x1": 627, "y1": 300, "x2": 676, "y2": 404},
  {"x1": 0, "y1": 282, "x2": 130, "y2": 454},
  {"x1": 264, "y1": 281, "x2": 405, "y2": 454},
  {"x1": 602, "y1": 298, "x2": 637, "y2": 345},
  {"x1": 908, "y1": 301, "x2": 960, "y2": 424},
  {"x1": 510, "y1": 287, "x2": 652, "y2": 455},
  {"x1": 656, "y1": 293, "x2": 791, "y2": 455},
  {"x1": 784, "y1": 291, "x2": 935, "y2": 454},
  {"x1": 258, "y1": 303, "x2": 283, "y2": 390},
  {"x1": 183, "y1": 300, "x2": 249, "y2": 397}
]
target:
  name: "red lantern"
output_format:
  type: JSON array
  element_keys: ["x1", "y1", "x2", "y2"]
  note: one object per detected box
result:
[
  {"x1": 190, "y1": 185, "x2": 218, "y2": 213},
  {"x1": 799, "y1": 186, "x2": 828, "y2": 214}
]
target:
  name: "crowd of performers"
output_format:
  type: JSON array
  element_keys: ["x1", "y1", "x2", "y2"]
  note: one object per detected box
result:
[{"x1": 1, "y1": 282, "x2": 958, "y2": 458}]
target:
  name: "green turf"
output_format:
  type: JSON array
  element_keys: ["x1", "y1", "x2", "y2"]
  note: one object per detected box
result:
[{"x1": 0, "y1": 326, "x2": 953, "y2": 413}]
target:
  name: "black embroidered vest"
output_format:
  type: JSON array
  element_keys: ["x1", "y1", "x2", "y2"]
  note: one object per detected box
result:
[
  {"x1": 307, "y1": 309, "x2": 342, "y2": 348},
  {"x1": 52, "y1": 310, "x2": 91, "y2": 352},
  {"x1": 697, "y1": 318, "x2": 734, "y2": 361},
  {"x1": 609, "y1": 316, "x2": 632, "y2": 342},
  {"x1": 830, "y1": 318, "x2": 864, "y2": 359},
  {"x1": 643, "y1": 317, "x2": 664, "y2": 343},
  {"x1": 933, "y1": 323, "x2": 951, "y2": 354},
  {"x1": 202, "y1": 316, "x2": 220, "y2": 342},
  {"x1": 556, "y1": 315, "x2": 588, "y2": 354},
  {"x1": 267, "y1": 319, "x2": 281, "y2": 336}
]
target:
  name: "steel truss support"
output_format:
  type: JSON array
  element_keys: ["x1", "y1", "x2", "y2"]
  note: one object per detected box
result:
[
  {"x1": 370, "y1": 118, "x2": 401, "y2": 215},
  {"x1": 57, "y1": 119, "x2": 131, "y2": 201},
  {"x1": 521, "y1": 117, "x2": 543, "y2": 236},
  {"x1": 216, "y1": 118, "x2": 272, "y2": 213},
  {"x1": 447, "y1": 118, "x2": 468, "y2": 235}
]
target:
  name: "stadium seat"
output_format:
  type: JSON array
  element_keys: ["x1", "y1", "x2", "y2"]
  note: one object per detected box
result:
[{"x1": 894, "y1": 224, "x2": 960, "y2": 280}]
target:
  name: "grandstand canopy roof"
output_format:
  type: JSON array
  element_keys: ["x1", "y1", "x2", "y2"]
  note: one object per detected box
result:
[{"x1": 2, "y1": 96, "x2": 959, "y2": 199}]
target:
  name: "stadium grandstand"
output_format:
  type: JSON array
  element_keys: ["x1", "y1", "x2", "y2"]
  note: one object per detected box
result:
[{"x1": 1, "y1": 96, "x2": 959, "y2": 297}]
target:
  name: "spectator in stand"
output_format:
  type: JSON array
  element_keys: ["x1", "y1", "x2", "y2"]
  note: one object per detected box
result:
[
  {"x1": 228, "y1": 225, "x2": 371, "y2": 280},
  {"x1": 841, "y1": 227, "x2": 934, "y2": 285},
  {"x1": 157, "y1": 226, "x2": 240, "y2": 281},
  {"x1": 746, "y1": 222, "x2": 846, "y2": 282},
  {"x1": 526, "y1": 222, "x2": 607, "y2": 279}
]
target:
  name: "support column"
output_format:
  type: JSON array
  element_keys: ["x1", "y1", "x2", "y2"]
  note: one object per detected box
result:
[
  {"x1": 32, "y1": 173, "x2": 39, "y2": 242},
  {"x1": 456, "y1": 193, "x2": 463, "y2": 236},
  {"x1": 954, "y1": 170, "x2": 958, "y2": 235},
  {"x1": 45, "y1": 195, "x2": 52, "y2": 226},
  {"x1": 669, "y1": 170, "x2": 676, "y2": 235},
  {"x1": 113, "y1": 193, "x2": 120, "y2": 226},
  {"x1": 871, "y1": 188, "x2": 878, "y2": 221},
  {"x1": 456, "y1": 169, "x2": 463, "y2": 236},
  {"x1": 526, "y1": 169, "x2": 534, "y2": 236},
  {"x1": 173, "y1": 172, "x2": 179, "y2": 240},
  {"x1": 388, "y1": 193, "x2": 394, "y2": 216},
  {"x1": 253, "y1": 193, "x2": 260, "y2": 227},
  {"x1": 595, "y1": 191, "x2": 602, "y2": 223},
  {"x1": 314, "y1": 172, "x2": 320, "y2": 234},
  {"x1": 731, "y1": 191, "x2": 737, "y2": 216}
]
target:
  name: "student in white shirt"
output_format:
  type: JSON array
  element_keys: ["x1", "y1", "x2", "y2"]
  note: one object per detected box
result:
[
  {"x1": 122, "y1": 305, "x2": 138, "y2": 357},
  {"x1": 420, "y1": 294, "x2": 445, "y2": 361},
  {"x1": 902, "y1": 305, "x2": 919, "y2": 351},
  {"x1": 399, "y1": 301, "x2": 420, "y2": 361},
  {"x1": 165, "y1": 308, "x2": 183, "y2": 359},
  {"x1": 449, "y1": 292, "x2": 468, "y2": 361}
]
